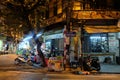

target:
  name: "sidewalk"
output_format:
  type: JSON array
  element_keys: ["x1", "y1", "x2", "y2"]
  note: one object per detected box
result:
[
  {"x1": 0, "y1": 54, "x2": 120, "y2": 74},
  {"x1": 100, "y1": 63, "x2": 120, "y2": 74},
  {"x1": 46, "y1": 63, "x2": 120, "y2": 74}
]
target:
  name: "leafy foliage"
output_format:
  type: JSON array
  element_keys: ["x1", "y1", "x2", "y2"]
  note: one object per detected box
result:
[
  {"x1": 0, "y1": 0, "x2": 47, "y2": 37},
  {"x1": 0, "y1": 0, "x2": 48, "y2": 67}
]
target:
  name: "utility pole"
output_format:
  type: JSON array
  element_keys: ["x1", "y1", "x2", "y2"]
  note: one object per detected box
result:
[
  {"x1": 66, "y1": 0, "x2": 73, "y2": 31},
  {"x1": 64, "y1": 0, "x2": 73, "y2": 70}
]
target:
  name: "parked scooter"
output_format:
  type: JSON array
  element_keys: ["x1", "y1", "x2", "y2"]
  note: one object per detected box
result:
[
  {"x1": 83, "y1": 56, "x2": 101, "y2": 71},
  {"x1": 14, "y1": 50, "x2": 42, "y2": 67},
  {"x1": 91, "y1": 58, "x2": 101, "y2": 71},
  {"x1": 14, "y1": 55, "x2": 29, "y2": 65},
  {"x1": 15, "y1": 49, "x2": 30, "y2": 65}
]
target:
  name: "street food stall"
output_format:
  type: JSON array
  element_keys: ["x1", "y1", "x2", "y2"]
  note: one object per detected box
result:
[{"x1": 48, "y1": 56, "x2": 63, "y2": 71}]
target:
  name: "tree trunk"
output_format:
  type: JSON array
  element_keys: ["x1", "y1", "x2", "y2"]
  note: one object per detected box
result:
[
  {"x1": 34, "y1": 35, "x2": 47, "y2": 67},
  {"x1": 25, "y1": 15, "x2": 47, "y2": 67}
]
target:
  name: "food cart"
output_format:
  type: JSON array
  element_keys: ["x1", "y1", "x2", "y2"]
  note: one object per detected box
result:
[{"x1": 48, "y1": 56, "x2": 63, "y2": 71}]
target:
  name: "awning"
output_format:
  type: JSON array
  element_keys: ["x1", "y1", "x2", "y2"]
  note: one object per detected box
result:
[{"x1": 84, "y1": 26, "x2": 120, "y2": 33}]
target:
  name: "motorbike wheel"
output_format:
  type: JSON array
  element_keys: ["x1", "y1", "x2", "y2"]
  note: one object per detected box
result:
[
  {"x1": 96, "y1": 67, "x2": 101, "y2": 71},
  {"x1": 14, "y1": 58, "x2": 20, "y2": 65},
  {"x1": 27, "y1": 60, "x2": 33, "y2": 66}
]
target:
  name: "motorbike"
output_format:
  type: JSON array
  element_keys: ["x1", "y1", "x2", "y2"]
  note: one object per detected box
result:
[
  {"x1": 91, "y1": 58, "x2": 101, "y2": 71},
  {"x1": 83, "y1": 57, "x2": 101, "y2": 71},
  {"x1": 14, "y1": 55, "x2": 29, "y2": 65},
  {"x1": 14, "y1": 52, "x2": 41, "y2": 67}
]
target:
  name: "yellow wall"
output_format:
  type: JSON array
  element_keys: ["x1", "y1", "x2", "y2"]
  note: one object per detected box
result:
[{"x1": 49, "y1": 0, "x2": 62, "y2": 17}]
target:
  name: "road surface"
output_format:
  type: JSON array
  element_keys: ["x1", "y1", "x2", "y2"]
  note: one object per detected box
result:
[{"x1": 0, "y1": 54, "x2": 120, "y2": 80}]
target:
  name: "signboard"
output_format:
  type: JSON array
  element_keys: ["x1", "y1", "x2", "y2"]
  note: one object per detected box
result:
[
  {"x1": 45, "y1": 33, "x2": 63, "y2": 40},
  {"x1": 66, "y1": 32, "x2": 76, "y2": 37},
  {"x1": 84, "y1": 26, "x2": 120, "y2": 33}
]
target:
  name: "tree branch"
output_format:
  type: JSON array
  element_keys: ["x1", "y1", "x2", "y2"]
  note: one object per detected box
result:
[{"x1": 29, "y1": 0, "x2": 45, "y2": 13}]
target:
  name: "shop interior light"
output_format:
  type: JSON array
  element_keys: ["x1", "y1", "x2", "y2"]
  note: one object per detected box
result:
[
  {"x1": 36, "y1": 29, "x2": 44, "y2": 38},
  {"x1": 18, "y1": 41, "x2": 30, "y2": 49},
  {"x1": 23, "y1": 36, "x2": 32, "y2": 41},
  {"x1": 36, "y1": 32, "x2": 42, "y2": 38},
  {"x1": 90, "y1": 36, "x2": 101, "y2": 39},
  {"x1": 22, "y1": 31, "x2": 34, "y2": 41}
]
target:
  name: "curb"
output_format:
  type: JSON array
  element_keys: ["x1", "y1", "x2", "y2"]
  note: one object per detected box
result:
[{"x1": 99, "y1": 72, "x2": 120, "y2": 74}]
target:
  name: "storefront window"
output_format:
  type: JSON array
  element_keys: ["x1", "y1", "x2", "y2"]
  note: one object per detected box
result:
[
  {"x1": 45, "y1": 38, "x2": 64, "y2": 57},
  {"x1": 45, "y1": 40, "x2": 51, "y2": 52},
  {"x1": 90, "y1": 34, "x2": 108, "y2": 53}
]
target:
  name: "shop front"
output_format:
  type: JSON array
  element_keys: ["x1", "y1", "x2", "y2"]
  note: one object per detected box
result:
[
  {"x1": 82, "y1": 32, "x2": 117, "y2": 63},
  {"x1": 43, "y1": 30, "x2": 64, "y2": 71}
]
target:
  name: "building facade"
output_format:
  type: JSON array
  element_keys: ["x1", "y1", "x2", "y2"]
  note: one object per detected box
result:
[{"x1": 42, "y1": 0, "x2": 120, "y2": 64}]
